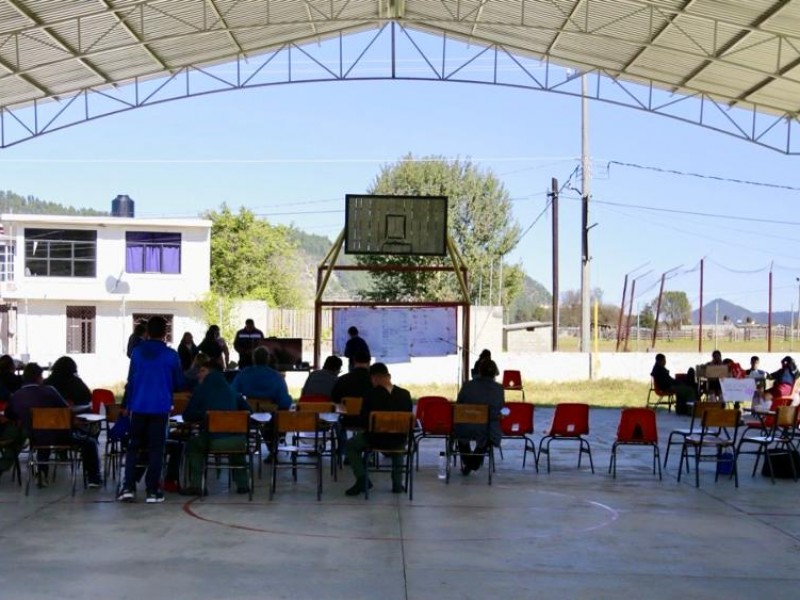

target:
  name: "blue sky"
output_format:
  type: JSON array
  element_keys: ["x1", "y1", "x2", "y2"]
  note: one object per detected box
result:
[{"x1": 1, "y1": 36, "x2": 799, "y2": 315}]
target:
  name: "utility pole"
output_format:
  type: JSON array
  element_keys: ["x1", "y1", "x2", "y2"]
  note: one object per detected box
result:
[
  {"x1": 550, "y1": 178, "x2": 559, "y2": 352},
  {"x1": 580, "y1": 74, "x2": 591, "y2": 353}
]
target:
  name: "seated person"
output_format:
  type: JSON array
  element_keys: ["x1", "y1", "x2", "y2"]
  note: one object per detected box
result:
[
  {"x1": 231, "y1": 347, "x2": 292, "y2": 409},
  {"x1": 651, "y1": 353, "x2": 697, "y2": 416},
  {"x1": 183, "y1": 352, "x2": 211, "y2": 391},
  {"x1": 746, "y1": 355, "x2": 768, "y2": 379},
  {"x1": 705, "y1": 349, "x2": 724, "y2": 398},
  {"x1": 300, "y1": 355, "x2": 342, "y2": 398},
  {"x1": 344, "y1": 363, "x2": 412, "y2": 496},
  {"x1": 471, "y1": 349, "x2": 492, "y2": 379},
  {"x1": 0, "y1": 354, "x2": 22, "y2": 399},
  {"x1": 180, "y1": 362, "x2": 252, "y2": 496},
  {"x1": 44, "y1": 356, "x2": 92, "y2": 411},
  {"x1": 765, "y1": 355, "x2": 799, "y2": 401},
  {"x1": 5, "y1": 363, "x2": 102, "y2": 487},
  {"x1": 330, "y1": 351, "x2": 372, "y2": 459},
  {"x1": 455, "y1": 359, "x2": 505, "y2": 475}
]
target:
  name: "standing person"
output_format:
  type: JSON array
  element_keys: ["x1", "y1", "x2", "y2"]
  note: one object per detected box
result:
[
  {"x1": 44, "y1": 356, "x2": 92, "y2": 410},
  {"x1": 178, "y1": 331, "x2": 199, "y2": 371},
  {"x1": 233, "y1": 319, "x2": 264, "y2": 369},
  {"x1": 301, "y1": 355, "x2": 342, "y2": 398},
  {"x1": 126, "y1": 321, "x2": 147, "y2": 358},
  {"x1": 118, "y1": 316, "x2": 184, "y2": 504},
  {"x1": 456, "y1": 359, "x2": 505, "y2": 475},
  {"x1": 198, "y1": 325, "x2": 228, "y2": 369},
  {"x1": 344, "y1": 363, "x2": 412, "y2": 496},
  {"x1": 344, "y1": 326, "x2": 370, "y2": 372}
]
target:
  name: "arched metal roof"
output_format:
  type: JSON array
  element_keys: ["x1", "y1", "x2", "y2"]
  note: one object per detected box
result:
[{"x1": 2, "y1": 1, "x2": 800, "y2": 135}]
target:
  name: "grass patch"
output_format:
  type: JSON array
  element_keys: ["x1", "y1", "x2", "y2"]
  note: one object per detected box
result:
[{"x1": 289, "y1": 378, "x2": 648, "y2": 408}]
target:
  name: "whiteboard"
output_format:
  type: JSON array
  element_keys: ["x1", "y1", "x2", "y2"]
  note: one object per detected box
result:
[{"x1": 333, "y1": 307, "x2": 457, "y2": 362}]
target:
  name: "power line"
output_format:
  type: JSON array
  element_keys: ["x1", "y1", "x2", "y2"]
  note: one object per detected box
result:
[{"x1": 607, "y1": 160, "x2": 800, "y2": 193}]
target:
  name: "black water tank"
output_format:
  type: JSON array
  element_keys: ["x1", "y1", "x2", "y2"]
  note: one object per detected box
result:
[{"x1": 111, "y1": 194, "x2": 135, "y2": 217}]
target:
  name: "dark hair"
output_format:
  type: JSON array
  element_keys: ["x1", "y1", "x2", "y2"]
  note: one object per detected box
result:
[
  {"x1": 655, "y1": 353, "x2": 666, "y2": 362},
  {"x1": 353, "y1": 349, "x2": 371, "y2": 364},
  {"x1": 22, "y1": 362, "x2": 43, "y2": 384},
  {"x1": 479, "y1": 349, "x2": 491, "y2": 359},
  {"x1": 204, "y1": 325, "x2": 220, "y2": 341},
  {"x1": 750, "y1": 356, "x2": 759, "y2": 364},
  {"x1": 0, "y1": 354, "x2": 16, "y2": 374},
  {"x1": 369, "y1": 362, "x2": 389, "y2": 376},
  {"x1": 50, "y1": 356, "x2": 78, "y2": 378},
  {"x1": 147, "y1": 316, "x2": 167, "y2": 339},
  {"x1": 478, "y1": 359, "x2": 499, "y2": 378},
  {"x1": 134, "y1": 322, "x2": 147, "y2": 336},
  {"x1": 245, "y1": 319, "x2": 254, "y2": 326},
  {"x1": 348, "y1": 326, "x2": 358, "y2": 336},
  {"x1": 253, "y1": 346, "x2": 271, "y2": 366},
  {"x1": 323, "y1": 355, "x2": 343, "y2": 371}
]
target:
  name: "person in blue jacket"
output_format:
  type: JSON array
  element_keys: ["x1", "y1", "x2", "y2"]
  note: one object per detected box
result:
[
  {"x1": 118, "y1": 316, "x2": 184, "y2": 504},
  {"x1": 231, "y1": 346, "x2": 292, "y2": 409}
]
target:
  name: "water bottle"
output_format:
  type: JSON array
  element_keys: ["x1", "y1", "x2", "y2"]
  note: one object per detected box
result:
[{"x1": 437, "y1": 452, "x2": 447, "y2": 480}]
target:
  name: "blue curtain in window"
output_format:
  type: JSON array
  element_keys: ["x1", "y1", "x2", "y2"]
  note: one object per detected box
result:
[{"x1": 126, "y1": 232, "x2": 181, "y2": 274}]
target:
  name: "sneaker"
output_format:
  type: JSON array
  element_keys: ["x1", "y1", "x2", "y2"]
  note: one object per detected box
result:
[
  {"x1": 145, "y1": 491, "x2": 165, "y2": 504},
  {"x1": 117, "y1": 487, "x2": 135, "y2": 502},
  {"x1": 87, "y1": 481, "x2": 102, "y2": 489},
  {"x1": 344, "y1": 479, "x2": 373, "y2": 496}
]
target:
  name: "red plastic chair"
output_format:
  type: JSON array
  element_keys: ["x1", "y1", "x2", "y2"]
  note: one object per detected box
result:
[
  {"x1": 413, "y1": 396, "x2": 452, "y2": 470},
  {"x1": 608, "y1": 408, "x2": 661, "y2": 479},
  {"x1": 538, "y1": 403, "x2": 593, "y2": 473},
  {"x1": 499, "y1": 402, "x2": 537, "y2": 470},
  {"x1": 741, "y1": 396, "x2": 792, "y2": 435},
  {"x1": 91, "y1": 388, "x2": 116, "y2": 415},
  {"x1": 501, "y1": 370, "x2": 525, "y2": 400}
]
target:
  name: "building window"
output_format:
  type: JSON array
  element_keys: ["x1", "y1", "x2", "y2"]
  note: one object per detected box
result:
[
  {"x1": 0, "y1": 240, "x2": 15, "y2": 282},
  {"x1": 132, "y1": 313, "x2": 174, "y2": 344},
  {"x1": 126, "y1": 232, "x2": 181, "y2": 274},
  {"x1": 25, "y1": 228, "x2": 97, "y2": 278},
  {"x1": 67, "y1": 306, "x2": 96, "y2": 354}
]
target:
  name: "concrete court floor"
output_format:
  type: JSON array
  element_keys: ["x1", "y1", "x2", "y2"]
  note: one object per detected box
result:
[{"x1": 1, "y1": 406, "x2": 799, "y2": 600}]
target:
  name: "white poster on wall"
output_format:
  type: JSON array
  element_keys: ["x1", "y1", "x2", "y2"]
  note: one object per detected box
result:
[{"x1": 332, "y1": 307, "x2": 457, "y2": 363}]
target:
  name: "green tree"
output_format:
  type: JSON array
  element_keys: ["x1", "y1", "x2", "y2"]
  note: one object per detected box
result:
[
  {"x1": 357, "y1": 155, "x2": 522, "y2": 307},
  {"x1": 204, "y1": 204, "x2": 303, "y2": 307},
  {"x1": 638, "y1": 303, "x2": 655, "y2": 329},
  {"x1": 657, "y1": 291, "x2": 692, "y2": 330}
]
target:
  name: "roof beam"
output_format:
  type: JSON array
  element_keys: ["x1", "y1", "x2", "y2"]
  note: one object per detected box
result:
[
  {"x1": 673, "y1": 0, "x2": 793, "y2": 91},
  {"x1": 734, "y1": 54, "x2": 800, "y2": 108},
  {"x1": 5, "y1": 0, "x2": 114, "y2": 85},
  {"x1": 206, "y1": 0, "x2": 244, "y2": 55},
  {"x1": 95, "y1": 0, "x2": 171, "y2": 72},
  {"x1": 618, "y1": 0, "x2": 696, "y2": 73},
  {"x1": 545, "y1": 0, "x2": 587, "y2": 55},
  {"x1": 0, "y1": 51, "x2": 54, "y2": 98}
]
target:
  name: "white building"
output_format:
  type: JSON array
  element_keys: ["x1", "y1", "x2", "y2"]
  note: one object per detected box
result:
[{"x1": 0, "y1": 210, "x2": 211, "y2": 387}]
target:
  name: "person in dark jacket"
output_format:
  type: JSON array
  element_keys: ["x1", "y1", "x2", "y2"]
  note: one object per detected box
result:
[
  {"x1": 44, "y1": 356, "x2": 91, "y2": 410},
  {"x1": 126, "y1": 322, "x2": 147, "y2": 358},
  {"x1": 180, "y1": 362, "x2": 252, "y2": 496},
  {"x1": 343, "y1": 326, "x2": 370, "y2": 372},
  {"x1": 456, "y1": 359, "x2": 505, "y2": 475},
  {"x1": 6, "y1": 363, "x2": 101, "y2": 487},
  {"x1": 344, "y1": 362, "x2": 412, "y2": 496},
  {"x1": 651, "y1": 353, "x2": 697, "y2": 415},
  {"x1": 118, "y1": 316, "x2": 184, "y2": 504},
  {"x1": 330, "y1": 350, "x2": 371, "y2": 458},
  {"x1": 197, "y1": 325, "x2": 228, "y2": 369},
  {"x1": 0, "y1": 354, "x2": 22, "y2": 401},
  {"x1": 177, "y1": 331, "x2": 199, "y2": 371}
]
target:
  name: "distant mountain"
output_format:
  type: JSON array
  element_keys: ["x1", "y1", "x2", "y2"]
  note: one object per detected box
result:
[
  {"x1": 287, "y1": 228, "x2": 371, "y2": 300},
  {"x1": 0, "y1": 190, "x2": 107, "y2": 216},
  {"x1": 509, "y1": 274, "x2": 552, "y2": 323},
  {"x1": 692, "y1": 298, "x2": 792, "y2": 326}
]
